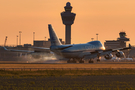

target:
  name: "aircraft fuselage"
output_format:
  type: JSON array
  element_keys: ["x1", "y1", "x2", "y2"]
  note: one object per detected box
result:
[{"x1": 50, "y1": 41, "x2": 105, "y2": 59}]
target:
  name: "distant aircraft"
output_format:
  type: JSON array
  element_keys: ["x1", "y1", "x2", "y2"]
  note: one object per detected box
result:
[
  {"x1": 47, "y1": 24, "x2": 131, "y2": 63},
  {"x1": 3, "y1": 24, "x2": 131, "y2": 63}
]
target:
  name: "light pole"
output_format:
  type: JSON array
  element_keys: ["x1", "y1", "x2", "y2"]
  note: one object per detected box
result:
[
  {"x1": 91, "y1": 38, "x2": 94, "y2": 41},
  {"x1": 33, "y1": 32, "x2": 35, "y2": 45},
  {"x1": 19, "y1": 31, "x2": 22, "y2": 45},
  {"x1": 16, "y1": 35, "x2": 18, "y2": 57},
  {"x1": 96, "y1": 33, "x2": 98, "y2": 40},
  {"x1": 17, "y1": 35, "x2": 18, "y2": 46},
  {"x1": 4, "y1": 36, "x2": 8, "y2": 46},
  {"x1": 33, "y1": 32, "x2": 35, "y2": 41},
  {"x1": 45, "y1": 37, "x2": 46, "y2": 47}
]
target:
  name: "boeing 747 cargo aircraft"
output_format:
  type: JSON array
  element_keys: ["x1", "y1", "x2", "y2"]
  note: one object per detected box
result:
[
  {"x1": 3, "y1": 24, "x2": 131, "y2": 63},
  {"x1": 47, "y1": 24, "x2": 131, "y2": 63}
]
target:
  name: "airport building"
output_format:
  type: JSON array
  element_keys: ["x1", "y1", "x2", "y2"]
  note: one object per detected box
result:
[
  {"x1": 34, "y1": 38, "x2": 65, "y2": 48},
  {"x1": 104, "y1": 32, "x2": 130, "y2": 49}
]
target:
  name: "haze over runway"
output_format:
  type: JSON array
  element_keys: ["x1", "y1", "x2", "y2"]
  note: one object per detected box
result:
[{"x1": 0, "y1": 0, "x2": 135, "y2": 45}]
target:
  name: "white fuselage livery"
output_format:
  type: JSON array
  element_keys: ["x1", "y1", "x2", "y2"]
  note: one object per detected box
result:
[{"x1": 50, "y1": 41, "x2": 104, "y2": 59}]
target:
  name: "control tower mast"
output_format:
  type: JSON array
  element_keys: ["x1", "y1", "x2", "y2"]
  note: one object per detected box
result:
[{"x1": 61, "y1": 2, "x2": 76, "y2": 44}]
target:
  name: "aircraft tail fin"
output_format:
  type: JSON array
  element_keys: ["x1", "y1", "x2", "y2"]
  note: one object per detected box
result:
[{"x1": 48, "y1": 24, "x2": 62, "y2": 46}]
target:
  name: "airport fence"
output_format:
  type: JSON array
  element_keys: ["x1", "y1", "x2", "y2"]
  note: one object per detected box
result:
[{"x1": 0, "y1": 68, "x2": 135, "y2": 71}]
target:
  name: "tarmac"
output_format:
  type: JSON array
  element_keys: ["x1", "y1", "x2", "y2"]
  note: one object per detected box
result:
[{"x1": 0, "y1": 60, "x2": 135, "y2": 69}]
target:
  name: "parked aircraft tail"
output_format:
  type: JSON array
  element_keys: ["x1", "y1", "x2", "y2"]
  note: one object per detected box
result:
[{"x1": 48, "y1": 24, "x2": 62, "y2": 46}]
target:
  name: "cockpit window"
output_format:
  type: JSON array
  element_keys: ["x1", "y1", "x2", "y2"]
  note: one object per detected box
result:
[{"x1": 87, "y1": 41, "x2": 102, "y2": 46}]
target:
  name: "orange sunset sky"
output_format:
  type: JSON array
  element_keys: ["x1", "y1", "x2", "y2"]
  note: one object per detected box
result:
[{"x1": 0, "y1": 0, "x2": 135, "y2": 46}]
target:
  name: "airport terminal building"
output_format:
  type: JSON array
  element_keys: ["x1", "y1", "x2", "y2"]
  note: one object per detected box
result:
[
  {"x1": 104, "y1": 32, "x2": 130, "y2": 49},
  {"x1": 34, "y1": 38, "x2": 65, "y2": 48}
]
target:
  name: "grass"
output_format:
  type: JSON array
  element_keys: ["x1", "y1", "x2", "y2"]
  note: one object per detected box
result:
[
  {"x1": 0, "y1": 75, "x2": 135, "y2": 90},
  {"x1": 1, "y1": 64, "x2": 135, "y2": 89},
  {"x1": 0, "y1": 69, "x2": 135, "y2": 90},
  {"x1": 0, "y1": 69, "x2": 135, "y2": 76}
]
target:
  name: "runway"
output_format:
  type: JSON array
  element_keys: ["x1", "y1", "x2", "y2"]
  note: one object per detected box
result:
[{"x1": 0, "y1": 61, "x2": 135, "y2": 69}]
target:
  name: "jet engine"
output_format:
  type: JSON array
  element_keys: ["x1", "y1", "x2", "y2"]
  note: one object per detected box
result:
[
  {"x1": 116, "y1": 51, "x2": 125, "y2": 58},
  {"x1": 104, "y1": 53, "x2": 113, "y2": 60}
]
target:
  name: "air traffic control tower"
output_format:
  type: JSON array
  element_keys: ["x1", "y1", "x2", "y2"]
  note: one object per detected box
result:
[{"x1": 61, "y1": 2, "x2": 76, "y2": 44}]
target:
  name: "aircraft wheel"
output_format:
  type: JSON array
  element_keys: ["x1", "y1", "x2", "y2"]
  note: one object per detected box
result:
[
  {"x1": 67, "y1": 60, "x2": 72, "y2": 63},
  {"x1": 67, "y1": 60, "x2": 77, "y2": 63},
  {"x1": 72, "y1": 60, "x2": 77, "y2": 63},
  {"x1": 97, "y1": 59, "x2": 100, "y2": 62},
  {"x1": 89, "y1": 60, "x2": 94, "y2": 63},
  {"x1": 79, "y1": 60, "x2": 84, "y2": 63}
]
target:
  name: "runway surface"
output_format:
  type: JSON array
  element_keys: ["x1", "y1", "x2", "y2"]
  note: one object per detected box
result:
[{"x1": 0, "y1": 61, "x2": 135, "y2": 69}]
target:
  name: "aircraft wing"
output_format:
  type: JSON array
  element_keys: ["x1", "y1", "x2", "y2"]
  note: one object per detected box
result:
[
  {"x1": 3, "y1": 47, "x2": 50, "y2": 53},
  {"x1": 30, "y1": 46, "x2": 50, "y2": 53},
  {"x1": 111, "y1": 44, "x2": 131, "y2": 52},
  {"x1": 83, "y1": 44, "x2": 131, "y2": 60},
  {"x1": 3, "y1": 47, "x2": 34, "y2": 53},
  {"x1": 30, "y1": 46, "x2": 50, "y2": 50}
]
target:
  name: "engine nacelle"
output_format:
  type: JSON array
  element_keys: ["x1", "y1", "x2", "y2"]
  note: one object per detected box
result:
[
  {"x1": 104, "y1": 53, "x2": 113, "y2": 60},
  {"x1": 116, "y1": 51, "x2": 125, "y2": 58}
]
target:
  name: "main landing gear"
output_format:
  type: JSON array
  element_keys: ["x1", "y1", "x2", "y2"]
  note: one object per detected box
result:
[
  {"x1": 88, "y1": 58, "x2": 101, "y2": 63},
  {"x1": 97, "y1": 59, "x2": 100, "y2": 62},
  {"x1": 97, "y1": 53, "x2": 101, "y2": 62},
  {"x1": 89, "y1": 59, "x2": 94, "y2": 63},
  {"x1": 66, "y1": 58, "x2": 100, "y2": 63},
  {"x1": 67, "y1": 58, "x2": 77, "y2": 63},
  {"x1": 67, "y1": 58, "x2": 85, "y2": 63},
  {"x1": 79, "y1": 59, "x2": 84, "y2": 63}
]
